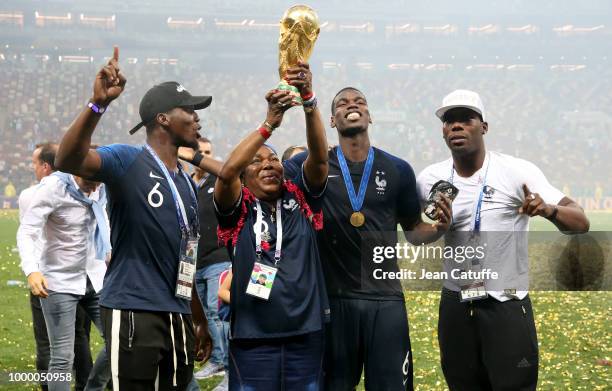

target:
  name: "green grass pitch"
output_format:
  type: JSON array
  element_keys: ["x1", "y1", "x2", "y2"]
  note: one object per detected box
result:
[{"x1": 0, "y1": 210, "x2": 609, "y2": 390}]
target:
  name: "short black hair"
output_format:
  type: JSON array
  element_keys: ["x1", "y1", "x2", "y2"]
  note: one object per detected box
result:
[
  {"x1": 35, "y1": 142, "x2": 57, "y2": 170},
  {"x1": 144, "y1": 117, "x2": 158, "y2": 134},
  {"x1": 143, "y1": 110, "x2": 170, "y2": 134},
  {"x1": 281, "y1": 145, "x2": 307, "y2": 162},
  {"x1": 331, "y1": 87, "x2": 366, "y2": 114}
]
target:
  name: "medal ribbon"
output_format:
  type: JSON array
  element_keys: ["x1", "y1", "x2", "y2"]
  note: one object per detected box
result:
[
  {"x1": 449, "y1": 152, "x2": 490, "y2": 233},
  {"x1": 337, "y1": 146, "x2": 375, "y2": 213},
  {"x1": 448, "y1": 153, "x2": 491, "y2": 294}
]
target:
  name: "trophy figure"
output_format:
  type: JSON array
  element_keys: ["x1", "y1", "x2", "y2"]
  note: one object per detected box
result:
[{"x1": 277, "y1": 5, "x2": 320, "y2": 104}]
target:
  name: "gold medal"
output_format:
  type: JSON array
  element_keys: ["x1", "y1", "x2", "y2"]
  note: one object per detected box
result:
[{"x1": 350, "y1": 211, "x2": 365, "y2": 227}]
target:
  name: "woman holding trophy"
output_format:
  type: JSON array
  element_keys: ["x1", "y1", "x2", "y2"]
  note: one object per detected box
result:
[
  {"x1": 212, "y1": 58, "x2": 328, "y2": 389},
  {"x1": 180, "y1": 7, "x2": 327, "y2": 389}
]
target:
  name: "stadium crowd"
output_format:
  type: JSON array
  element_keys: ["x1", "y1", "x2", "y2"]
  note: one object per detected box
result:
[{"x1": 1, "y1": 56, "x2": 609, "y2": 197}]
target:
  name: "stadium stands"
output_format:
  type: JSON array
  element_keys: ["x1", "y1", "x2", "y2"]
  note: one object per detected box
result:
[
  {"x1": 1, "y1": 0, "x2": 610, "y2": 199},
  {"x1": 0, "y1": 55, "x2": 609, "y2": 197}
]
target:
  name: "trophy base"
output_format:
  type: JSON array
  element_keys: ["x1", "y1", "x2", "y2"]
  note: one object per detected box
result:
[{"x1": 276, "y1": 80, "x2": 303, "y2": 104}]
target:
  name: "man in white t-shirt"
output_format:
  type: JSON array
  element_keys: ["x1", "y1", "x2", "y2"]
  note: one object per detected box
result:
[
  {"x1": 18, "y1": 143, "x2": 99, "y2": 391},
  {"x1": 417, "y1": 90, "x2": 589, "y2": 390}
]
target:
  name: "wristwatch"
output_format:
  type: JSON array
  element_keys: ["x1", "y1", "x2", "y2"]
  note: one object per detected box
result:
[{"x1": 88, "y1": 101, "x2": 106, "y2": 114}]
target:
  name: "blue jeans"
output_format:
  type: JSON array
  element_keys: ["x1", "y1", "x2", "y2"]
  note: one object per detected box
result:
[
  {"x1": 228, "y1": 331, "x2": 324, "y2": 391},
  {"x1": 31, "y1": 293, "x2": 96, "y2": 391},
  {"x1": 40, "y1": 280, "x2": 111, "y2": 391},
  {"x1": 195, "y1": 262, "x2": 231, "y2": 369}
]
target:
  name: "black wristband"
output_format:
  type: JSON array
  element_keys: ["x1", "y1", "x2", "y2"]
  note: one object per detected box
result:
[
  {"x1": 192, "y1": 151, "x2": 204, "y2": 167},
  {"x1": 548, "y1": 206, "x2": 559, "y2": 221}
]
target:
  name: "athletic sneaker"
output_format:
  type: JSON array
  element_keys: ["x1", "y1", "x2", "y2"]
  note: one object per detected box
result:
[
  {"x1": 194, "y1": 362, "x2": 224, "y2": 379},
  {"x1": 212, "y1": 373, "x2": 228, "y2": 391}
]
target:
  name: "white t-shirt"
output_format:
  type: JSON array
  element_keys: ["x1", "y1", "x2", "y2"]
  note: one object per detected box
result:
[{"x1": 417, "y1": 151, "x2": 565, "y2": 302}]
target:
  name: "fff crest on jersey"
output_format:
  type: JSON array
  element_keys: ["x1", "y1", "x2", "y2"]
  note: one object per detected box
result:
[
  {"x1": 375, "y1": 170, "x2": 387, "y2": 195},
  {"x1": 283, "y1": 198, "x2": 299, "y2": 212},
  {"x1": 483, "y1": 185, "x2": 495, "y2": 199}
]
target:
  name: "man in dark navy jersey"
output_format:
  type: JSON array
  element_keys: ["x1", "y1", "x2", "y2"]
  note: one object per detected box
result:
[
  {"x1": 55, "y1": 47, "x2": 213, "y2": 391},
  {"x1": 182, "y1": 138, "x2": 229, "y2": 386},
  {"x1": 289, "y1": 87, "x2": 452, "y2": 391}
]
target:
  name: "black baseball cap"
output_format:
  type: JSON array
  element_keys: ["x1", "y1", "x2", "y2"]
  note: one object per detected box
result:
[{"x1": 129, "y1": 81, "x2": 212, "y2": 135}]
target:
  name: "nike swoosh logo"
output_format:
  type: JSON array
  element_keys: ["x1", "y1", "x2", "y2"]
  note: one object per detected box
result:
[{"x1": 149, "y1": 171, "x2": 164, "y2": 179}]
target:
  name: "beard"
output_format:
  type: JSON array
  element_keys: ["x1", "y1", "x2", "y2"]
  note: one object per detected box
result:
[
  {"x1": 184, "y1": 138, "x2": 199, "y2": 150},
  {"x1": 338, "y1": 124, "x2": 367, "y2": 138},
  {"x1": 172, "y1": 132, "x2": 199, "y2": 150}
]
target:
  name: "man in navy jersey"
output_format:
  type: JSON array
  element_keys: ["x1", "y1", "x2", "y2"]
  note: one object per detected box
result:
[
  {"x1": 55, "y1": 47, "x2": 211, "y2": 391},
  {"x1": 184, "y1": 138, "x2": 230, "y2": 387},
  {"x1": 289, "y1": 87, "x2": 452, "y2": 391}
]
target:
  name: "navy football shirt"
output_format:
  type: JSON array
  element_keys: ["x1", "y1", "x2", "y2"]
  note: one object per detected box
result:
[
  {"x1": 92, "y1": 144, "x2": 198, "y2": 313},
  {"x1": 216, "y1": 163, "x2": 329, "y2": 339},
  {"x1": 289, "y1": 147, "x2": 421, "y2": 300}
]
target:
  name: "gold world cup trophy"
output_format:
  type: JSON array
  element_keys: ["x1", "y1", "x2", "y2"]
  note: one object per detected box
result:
[{"x1": 277, "y1": 5, "x2": 320, "y2": 104}]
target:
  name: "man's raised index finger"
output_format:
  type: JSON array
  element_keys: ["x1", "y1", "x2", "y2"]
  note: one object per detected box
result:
[
  {"x1": 522, "y1": 184, "x2": 531, "y2": 198},
  {"x1": 112, "y1": 46, "x2": 119, "y2": 62}
]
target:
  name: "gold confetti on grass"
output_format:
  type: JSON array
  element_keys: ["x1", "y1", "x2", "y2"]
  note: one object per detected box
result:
[
  {"x1": 403, "y1": 291, "x2": 610, "y2": 390},
  {"x1": 0, "y1": 210, "x2": 609, "y2": 390}
]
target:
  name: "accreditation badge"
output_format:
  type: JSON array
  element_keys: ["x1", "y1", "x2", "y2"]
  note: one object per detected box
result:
[
  {"x1": 175, "y1": 235, "x2": 199, "y2": 300},
  {"x1": 458, "y1": 232, "x2": 488, "y2": 302},
  {"x1": 460, "y1": 281, "x2": 488, "y2": 302},
  {"x1": 245, "y1": 262, "x2": 278, "y2": 300}
]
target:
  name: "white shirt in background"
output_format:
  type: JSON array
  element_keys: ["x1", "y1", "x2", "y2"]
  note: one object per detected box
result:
[
  {"x1": 18, "y1": 184, "x2": 45, "y2": 264},
  {"x1": 18, "y1": 184, "x2": 42, "y2": 221},
  {"x1": 17, "y1": 174, "x2": 107, "y2": 295}
]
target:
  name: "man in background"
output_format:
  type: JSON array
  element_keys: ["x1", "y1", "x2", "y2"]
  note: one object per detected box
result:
[
  {"x1": 17, "y1": 142, "x2": 95, "y2": 391},
  {"x1": 282, "y1": 145, "x2": 307, "y2": 162},
  {"x1": 184, "y1": 138, "x2": 228, "y2": 391}
]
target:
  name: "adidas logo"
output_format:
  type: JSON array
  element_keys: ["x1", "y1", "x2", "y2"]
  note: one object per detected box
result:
[{"x1": 517, "y1": 358, "x2": 531, "y2": 368}]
